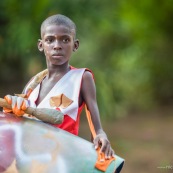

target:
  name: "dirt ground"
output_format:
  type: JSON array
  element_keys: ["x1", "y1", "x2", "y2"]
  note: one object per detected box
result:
[{"x1": 79, "y1": 107, "x2": 173, "y2": 173}]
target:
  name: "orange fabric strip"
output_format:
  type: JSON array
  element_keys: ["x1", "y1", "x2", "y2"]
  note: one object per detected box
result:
[
  {"x1": 85, "y1": 105, "x2": 115, "y2": 172},
  {"x1": 95, "y1": 148, "x2": 115, "y2": 172},
  {"x1": 85, "y1": 105, "x2": 96, "y2": 138}
]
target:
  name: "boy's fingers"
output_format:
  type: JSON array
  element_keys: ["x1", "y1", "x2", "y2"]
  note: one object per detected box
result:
[
  {"x1": 100, "y1": 143, "x2": 106, "y2": 153},
  {"x1": 21, "y1": 100, "x2": 29, "y2": 110},
  {"x1": 3, "y1": 95, "x2": 28, "y2": 116},
  {"x1": 106, "y1": 147, "x2": 115, "y2": 158},
  {"x1": 106, "y1": 147, "x2": 114, "y2": 159},
  {"x1": 93, "y1": 137, "x2": 99, "y2": 149},
  {"x1": 111, "y1": 149, "x2": 115, "y2": 157},
  {"x1": 105, "y1": 148, "x2": 110, "y2": 159},
  {"x1": 11, "y1": 96, "x2": 17, "y2": 108},
  {"x1": 4, "y1": 95, "x2": 12, "y2": 104},
  {"x1": 3, "y1": 95, "x2": 13, "y2": 113},
  {"x1": 100, "y1": 139, "x2": 110, "y2": 153},
  {"x1": 17, "y1": 97, "x2": 24, "y2": 109},
  {"x1": 25, "y1": 100, "x2": 29, "y2": 108}
]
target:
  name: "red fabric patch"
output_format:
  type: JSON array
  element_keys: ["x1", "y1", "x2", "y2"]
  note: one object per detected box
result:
[{"x1": 53, "y1": 115, "x2": 78, "y2": 135}]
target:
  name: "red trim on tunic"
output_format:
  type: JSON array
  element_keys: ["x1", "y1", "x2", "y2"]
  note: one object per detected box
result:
[{"x1": 53, "y1": 103, "x2": 84, "y2": 135}]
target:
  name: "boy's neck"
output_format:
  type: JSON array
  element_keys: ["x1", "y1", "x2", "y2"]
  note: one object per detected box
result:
[{"x1": 47, "y1": 64, "x2": 71, "y2": 79}]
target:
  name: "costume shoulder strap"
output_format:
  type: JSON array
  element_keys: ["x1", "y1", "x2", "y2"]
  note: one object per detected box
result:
[{"x1": 23, "y1": 69, "x2": 48, "y2": 98}]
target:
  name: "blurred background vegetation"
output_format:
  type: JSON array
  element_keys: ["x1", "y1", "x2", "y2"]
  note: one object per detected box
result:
[
  {"x1": 0, "y1": 1, "x2": 173, "y2": 172},
  {"x1": 1, "y1": 0, "x2": 173, "y2": 118}
]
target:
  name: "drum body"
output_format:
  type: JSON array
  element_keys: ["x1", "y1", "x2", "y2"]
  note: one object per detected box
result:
[{"x1": 0, "y1": 112, "x2": 124, "y2": 173}]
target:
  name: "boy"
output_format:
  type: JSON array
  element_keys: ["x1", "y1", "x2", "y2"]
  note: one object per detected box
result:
[{"x1": 4, "y1": 14, "x2": 114, "y2": 160}]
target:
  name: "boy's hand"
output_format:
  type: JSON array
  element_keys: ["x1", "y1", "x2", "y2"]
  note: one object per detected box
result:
[
  {"x1": 3, "y1": 95, "x2": 29, "y2": 116},
  {"x1": 93, "y1": 133, "x2": 115, "y2": 159}
]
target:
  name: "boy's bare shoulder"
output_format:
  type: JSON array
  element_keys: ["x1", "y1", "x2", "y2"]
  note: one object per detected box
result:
[
  {"x1": 81, "y1": 70, "x2": 95, "y2": 91},
  {"x1": 83, "y1": 70, "x2": 93, "y2": 77},
  {"x1": 82, "y1": 69, "x2": 94, "y2": 80}
]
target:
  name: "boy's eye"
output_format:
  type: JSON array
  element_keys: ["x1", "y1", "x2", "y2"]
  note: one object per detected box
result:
[
  {"x1": 62, "y1": 38, "x2": 70, "y2": 43},
  {"x1": 45, "y1": 38, "x2": 54, "y2": 43}
]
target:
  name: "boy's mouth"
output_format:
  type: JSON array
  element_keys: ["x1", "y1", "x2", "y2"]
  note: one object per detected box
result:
[{"x1": 52, "y1": 53, "x2": 63, "y2": 58}]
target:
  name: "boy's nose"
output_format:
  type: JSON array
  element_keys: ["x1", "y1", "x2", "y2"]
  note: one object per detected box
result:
[{"x1": 53, "y1": 40, "x2": 62, "y2": 50}]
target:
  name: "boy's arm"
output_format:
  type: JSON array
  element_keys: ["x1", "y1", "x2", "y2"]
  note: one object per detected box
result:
[{"x1": 81, "y1": 71, "x2": 114, "y2": 159}]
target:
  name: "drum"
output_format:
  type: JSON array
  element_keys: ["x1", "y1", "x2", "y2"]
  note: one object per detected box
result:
[{"x1": 0, "y1": 112, "x2": 124, "y2": 173}]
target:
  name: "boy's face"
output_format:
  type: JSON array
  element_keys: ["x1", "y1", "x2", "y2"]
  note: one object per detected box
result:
[{"x1": 38, "y1": 24, "x2": 79, "y2": 66}]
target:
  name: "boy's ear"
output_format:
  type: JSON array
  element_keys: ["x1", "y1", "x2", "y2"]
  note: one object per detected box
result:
[
  {"x1": 73, "y1": 39, "x2": 79, "y2": 52},
  {"x1": 37, "y1": 39, "x2": 44, "y2": 52}
]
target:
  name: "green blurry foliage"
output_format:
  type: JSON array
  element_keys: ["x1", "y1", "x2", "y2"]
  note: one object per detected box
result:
[{"x1": 0, "y1": 0, "x2": 173, "y2": 118}]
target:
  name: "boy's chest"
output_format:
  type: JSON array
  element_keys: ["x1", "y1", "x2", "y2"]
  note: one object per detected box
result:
[
  {"x1": 35, "y1": 79, "x2": 57, "y2": 106},
  {"x1": 34, "y1": 73, "x2": 83, "y2": 106}
]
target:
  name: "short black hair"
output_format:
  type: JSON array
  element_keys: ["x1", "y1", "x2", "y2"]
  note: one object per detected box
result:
[{"x1": 41, "y1": 14, "x2": 76, "y2": 38}]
